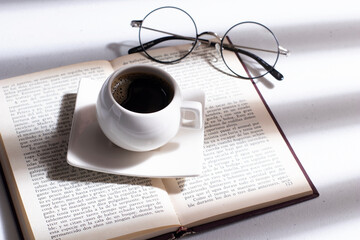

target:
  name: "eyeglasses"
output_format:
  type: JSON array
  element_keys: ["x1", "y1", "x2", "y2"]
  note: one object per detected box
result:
[{"x1": 128, "y1": 6, "x2": 289, "y2": 80}]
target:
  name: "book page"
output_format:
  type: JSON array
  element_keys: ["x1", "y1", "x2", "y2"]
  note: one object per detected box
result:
[
  {"x1": 112, "y1": 46, "x2": 314, "y2": 227},
  {"x1": 0, "y1": 61, "x2": 180, "y2": 240}
]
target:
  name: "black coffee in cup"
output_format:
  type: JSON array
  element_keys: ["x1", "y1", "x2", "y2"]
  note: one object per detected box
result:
[{"x1": 111, "y1": 72, "x2": 174, "y2": 113}]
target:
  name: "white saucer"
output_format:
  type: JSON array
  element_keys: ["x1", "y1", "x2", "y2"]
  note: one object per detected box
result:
[{"x1": 67, "y1": 78, "x2": 205, "y2": 178}]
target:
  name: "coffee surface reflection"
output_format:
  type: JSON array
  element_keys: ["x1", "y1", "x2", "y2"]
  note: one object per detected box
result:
[{"x1": 111, "y1": 73, "x2": 174, "y2": 113}]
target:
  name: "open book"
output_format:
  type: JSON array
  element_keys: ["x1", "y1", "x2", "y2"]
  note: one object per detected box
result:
[{"x1": 0, "y1": 45, "x2": 318, "y2": 240}]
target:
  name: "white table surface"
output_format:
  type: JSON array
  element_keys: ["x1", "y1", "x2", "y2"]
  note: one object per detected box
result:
[{"x1": 1, "y1": 0, "x2": 360, "y2": 239}]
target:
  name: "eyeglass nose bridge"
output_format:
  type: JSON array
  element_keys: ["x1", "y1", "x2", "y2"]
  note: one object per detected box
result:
[
  {"x1": 197, "y1": 31, "x2": 222, "y2": 55},
  {"x1": 198, "y1": 31, "x2": 222, "y2": 43}
]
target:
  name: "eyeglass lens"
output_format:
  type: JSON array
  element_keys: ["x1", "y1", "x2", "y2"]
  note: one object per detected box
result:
[
  {"x1": 139, "y1": 7, "x2": 198, "y2": 63},
  {"x1": 221, "y1": 22, "x2": 280, "y2": 79}
]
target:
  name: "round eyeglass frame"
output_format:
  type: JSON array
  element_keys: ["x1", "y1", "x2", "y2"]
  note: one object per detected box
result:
[
  {"x1": 220, "y1": 21, "x2": 281, "y2": 80},
  {"x1": 138, "y1": 6, "x2": 199, "y2": 64}
]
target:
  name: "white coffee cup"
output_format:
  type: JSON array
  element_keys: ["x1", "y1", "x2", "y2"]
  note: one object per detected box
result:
[{"x1": 96, "y1": 65, "x2": 203, "y2": 152}]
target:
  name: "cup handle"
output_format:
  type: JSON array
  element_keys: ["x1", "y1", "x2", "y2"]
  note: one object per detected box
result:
[{"x1": 180, "y1": 101, "x2": 203, "y2": 129}]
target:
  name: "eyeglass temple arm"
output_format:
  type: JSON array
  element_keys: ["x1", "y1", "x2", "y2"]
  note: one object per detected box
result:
[
  {"x1": 129, "y1": 20, "x2": 284, "y2": 80},
  {"x1": 130, "y1": 21, "x2": 197, "y2": 54},
  {"x1": 128, "y1": 36, "x2": 186, "y2": 54},
  {"x1": 221, "y1": 44, "x2": 284, "y2": 80},
  {"x1": 129, "y1": 35, "x2": 283, "y2": 80}
]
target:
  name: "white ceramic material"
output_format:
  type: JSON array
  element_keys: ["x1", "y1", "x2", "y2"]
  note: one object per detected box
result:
[
  {"x1": 96, "y1": 65, "x2": 203, "y2": 152},
  {"x1": 67, "y1": 78, "x2": 205, "y2": 178}
]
